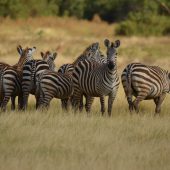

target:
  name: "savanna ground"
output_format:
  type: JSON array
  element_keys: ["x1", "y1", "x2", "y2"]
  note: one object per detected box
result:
[{"x1": 0, "y1": 17, "x2": 170, "y2": 170}]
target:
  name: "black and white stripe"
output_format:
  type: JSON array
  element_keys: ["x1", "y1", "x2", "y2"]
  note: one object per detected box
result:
[
  {"x1": 121, "y1": 63, "x2": 170, "y2": 114},
  {"x1": 72, "y1": 39, "x2": 120, "y2": 116},
  {"x1": 36, "y1": 69, "x2": 73, "y2": 110},
  {"x1": 0, "y1": 46, "x2": 36, "y2": 111},
  {"x1": 22, "y1": 51, "x2": 57, "y2": 110}
]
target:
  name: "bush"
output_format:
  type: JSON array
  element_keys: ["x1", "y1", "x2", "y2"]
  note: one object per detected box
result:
[{"x1": 115, "y1": 12, "x2": 170, "y2": 36}]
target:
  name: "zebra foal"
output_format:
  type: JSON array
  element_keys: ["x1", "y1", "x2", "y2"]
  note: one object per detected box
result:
[{"x1": 121, "y1": 63, "x2": 170, "y2": 114}]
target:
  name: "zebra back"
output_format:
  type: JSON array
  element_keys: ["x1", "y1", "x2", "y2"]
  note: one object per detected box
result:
[
  {"x1": 121, "y1": 63, "x2": 170, "y2": 100},
  {"x1": 36, "y1": 70, "x2": 73, "y2": 109},
  {"x1": 72, "y1": 42, "x2": 101, "y2": 66}
]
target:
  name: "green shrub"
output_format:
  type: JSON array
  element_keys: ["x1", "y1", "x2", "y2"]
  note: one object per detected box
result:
[{"x1": 115, "y1": 13, "x2": 170, "y2": 36}]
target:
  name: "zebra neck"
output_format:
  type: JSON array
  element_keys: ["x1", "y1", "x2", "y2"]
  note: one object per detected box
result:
[
  {"x1": 101, "y1": 64, "x2": 117, "y2": 77},
  {"x1": 15, "y1": 57, "x2": 26, "y2": 71}
]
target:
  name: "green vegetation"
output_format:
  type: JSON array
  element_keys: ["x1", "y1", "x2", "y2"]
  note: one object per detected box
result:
[
  {"x1": 0, "y1": 0, "x2": 170, "y2": 36},
  {"x1": 115, "y1": 0, "x2": 170, "y2": 36}
]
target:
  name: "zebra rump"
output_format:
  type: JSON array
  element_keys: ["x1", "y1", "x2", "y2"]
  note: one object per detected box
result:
[{"x1": 121, "y1": 63, "x2": 170, "y2": 114}]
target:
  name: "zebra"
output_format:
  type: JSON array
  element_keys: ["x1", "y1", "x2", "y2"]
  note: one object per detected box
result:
[
  {"x1": 0, "y1": 46, "x2": 36, "y2": 111},
  {"x1": 35, "y1": 42, "x2": 101, "y2": 110},
  {"x1": 0, "y1": 45, "x2": 32, "y2": 69},
  {"x1": 72, "y1": 39, "x2": 120, "y2": 116},
  {"x1": 58, "y1": 42, "x2": 107, "y2": 112},
  {"x1": 22, "y1": 51, "x2": 57, "y2": 110},
  {"x1": 121, "y1": 63, "x2": 170, "y2": 114},
  {"x1": 35, "y1": 68, "x2": 73, "y2": 110}
]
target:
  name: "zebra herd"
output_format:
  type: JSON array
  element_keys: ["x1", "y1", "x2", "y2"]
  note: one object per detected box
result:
[{"x1": 0, "y1": 39, "x2": 170, "y2": 115}]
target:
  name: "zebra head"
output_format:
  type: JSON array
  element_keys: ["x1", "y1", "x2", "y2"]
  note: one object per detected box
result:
[
  {"x1": 17, "y1": 45, "x2": 36, "y2": 59},
  {"x1": 83, "y1": 42, "x2": 100, "y2": 61},
  {"x1": 40, "y1": 51, "x2": 57, "y2": 71},
  {"x1": 104, "y1": 39, "x2": 120, "y2": 70},
  {"x1": 16, "y1": 45, "x2": 36, "y2": 68}
]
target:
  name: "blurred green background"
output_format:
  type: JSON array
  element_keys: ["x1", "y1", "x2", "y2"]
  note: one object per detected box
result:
[{"x1": 0, "y1": 0, "x2": 170, "y2": 36}]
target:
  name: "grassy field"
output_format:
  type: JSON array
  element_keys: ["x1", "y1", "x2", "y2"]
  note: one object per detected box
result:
[{"x1": 0, "y1": 17, "x2": 170, "y2": 170}]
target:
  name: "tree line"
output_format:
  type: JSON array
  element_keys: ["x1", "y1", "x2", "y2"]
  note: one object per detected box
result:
[{"x1": 0, "y1": 0, "x2": 169, "y2": 36}]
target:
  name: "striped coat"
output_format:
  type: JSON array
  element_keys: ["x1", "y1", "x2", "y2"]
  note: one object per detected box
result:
[
  {"x1": 36, "y1": 69, "x2": 73, "y2": 110},
  {"x1": 0, "y1": 46, "x2": 36, "y2": 111},
  {"x1": 121, "y1": 63, "x2": 170, "y2": 114},
  {"x1": 35, "y1": 42, "x2": 101, "y2": 110},
  {"x1": 58, "y1": 42, "x2": 107, "y2": 112},
  {"x1": 22, "y1": 51, "x2": 57, "y2": 110},
  {"x1": 72, "y1": 39, "x2": 120, "y2": 116}
]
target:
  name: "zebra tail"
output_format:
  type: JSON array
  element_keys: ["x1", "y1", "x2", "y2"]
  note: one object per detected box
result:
[
  {"x1": 35, "y1": 74, "x2": 44, "y2": 108},
  {"x1": 126, "y1": 66, "x2": 133, "y2": 108},
  {"x1": 0, "y1": 69, "x2": 4, "y2": 103}
]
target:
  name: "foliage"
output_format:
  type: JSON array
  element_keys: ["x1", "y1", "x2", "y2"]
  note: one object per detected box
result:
[
  {"x1": 0, "y1": 0, "x2": 169, "y2": 21},
  {"x1": 115, "y1": 0, "x2": 170, "y2": 36},
  {"x1": 0, "y1": 0, "x2": 170, "y2": 36}
]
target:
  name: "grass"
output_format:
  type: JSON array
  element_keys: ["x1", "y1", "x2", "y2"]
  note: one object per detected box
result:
[{"x1": 0, "y1": 17, "x2": 170, "y2": 170}]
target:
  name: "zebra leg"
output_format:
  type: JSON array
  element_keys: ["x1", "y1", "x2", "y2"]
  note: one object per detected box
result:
[
  {"x1": 154, "y1": 93, "x2": 166, "y2": 115},
  {"x1": 127, "y1": 96, "x2": 134, "y2": 112},
  {"x1": 79, "y1": 94, "x2": 84, "y2": 112},
  {"x1": 11, "y1": 96, "x2": 16, "y2": 111},
  {"x1": 23, "y1": 92, "x2": 29, "y2": 110},
  {"x1": 18, "y1": 93, "x2": 24, "y2": 110},
  {"x1": 100, "y1": 96, "x2": 105, "y2": 115},
  {"x1": 35, "y1": 95, "x2": 40, "y2": 109},
  {"x1": 61, "y1": 98, "x2": 69, "y2": 111},
  {"x1": 133, "y1": 94, "x2": 146, "y2": 113},
  {"x1": 72, "y1": 90, "x2": 82, "y2": 112},
  {"x1": 85, "y1": 96, "x2": 94, "y2": 113},
  {"x1": 108, "y1": 92, "x2": 117, "y2": 116},
  {"x1": 1, "y1": 95, "x2": 11, "y2": 112},
  {"x1": 42, "y1": 94, "x2": 53, "y2": 110}
]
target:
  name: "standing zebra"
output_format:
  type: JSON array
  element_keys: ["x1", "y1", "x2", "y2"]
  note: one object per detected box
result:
[
  {"x1": 22, "y1": 51, "x2": 57, "y2": 110},
  {"x1": 58, "y1": 42, "x2": 107, "y2": 112},
  {"x1": 36, "y1": 42, "x2": 101, "y2": 110},
  {"x1": 0, "y1": 46, "x2": 36, "y2": 111},
  {"x1": 36, "y1": 66, "x2": 73, "y2": 110},
  {"x1": 121, "y1": 63, "x2": 170, "y2": 114},
  {"x1": 72, "y1": 39, "x2": 120, "y2": 116}
]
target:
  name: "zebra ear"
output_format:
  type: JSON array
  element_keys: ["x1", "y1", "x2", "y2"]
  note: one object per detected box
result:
[
  {"x1": 32, "y1": 47, "x2": 36, "y2": 53},
  {"x1": 17, "y1": 45, "x2": 23, "y2": 56},
  {"x1": 40, "y1": 52, "x2": 44, "y2": 58},
  {"x1": 52, "y1": 52, "x2": 57, "y2": 60},
  {"x1": 114, "y1": 40, "x2": 120, "y2": 48},
  {"x1": 104, "y1": 39, "x2": 110, "y2": 47},
  {"x1": 92, "y1": 42, "x2": 99, "y2": 50}
]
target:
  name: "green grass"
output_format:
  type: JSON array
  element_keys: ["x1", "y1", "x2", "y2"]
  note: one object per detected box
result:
[{"x1": 0, "y1": 17, "x2": 170, "y2": 170}]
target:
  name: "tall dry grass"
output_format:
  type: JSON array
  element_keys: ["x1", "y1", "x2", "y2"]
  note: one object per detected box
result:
[{"x1": 0, "y1": 17, "x2": 170, "y2": 170}]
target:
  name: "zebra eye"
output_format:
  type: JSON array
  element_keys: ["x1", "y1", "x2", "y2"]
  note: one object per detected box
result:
[{"x1": 88, "y1": 52, "x2": 91, "y2": 57}]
